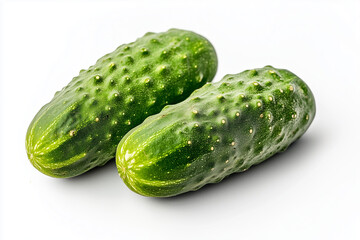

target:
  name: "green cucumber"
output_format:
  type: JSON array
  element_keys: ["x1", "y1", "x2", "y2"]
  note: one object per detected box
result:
[
  {"x1": 26, "y1": 29, "x2": 218, "y2": 178},
  {"x1": 116, "y1": 66, "x2": 316, "y2": 197}
]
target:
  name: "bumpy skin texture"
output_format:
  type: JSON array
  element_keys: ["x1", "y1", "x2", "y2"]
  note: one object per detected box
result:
[
  {"x1": 26, "y1": 29, "x2": 218, "y2": 178},
  {"x1": 116, "y1": 66, "x2": 316, "y2": 197}
]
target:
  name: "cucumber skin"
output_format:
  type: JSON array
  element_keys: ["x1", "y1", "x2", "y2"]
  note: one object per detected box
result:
[
  {"x1": 116, "y1": 66, "x2": 316, "y2": 197},
  {"x1": 26, "y1": 29, "x2": 218, "y2": 178}
]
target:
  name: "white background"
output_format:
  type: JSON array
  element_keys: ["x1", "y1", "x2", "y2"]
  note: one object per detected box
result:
[{"x1": 1, "y1": 0, "x2": 359, "y2": 239}]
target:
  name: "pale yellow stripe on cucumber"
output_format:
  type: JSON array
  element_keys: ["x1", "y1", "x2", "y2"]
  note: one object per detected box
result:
[
  {"x1": 131, "y1": 142, "x2": 186, "y2": 170},
  {"x1": 131, "y1": 175, "x2": 185, "y2": 187},
  {"x1": 32, "y1": 102, "x2": 78, "y2": 150},
  {"x1": 33, "y1": 118, "x2": 92, "y2": 155},
  {"x1": 125, "y1": 120, "x2": 180, "y2": 165},
  {"x1": 33, "y1": 103, "x2": 91, "y2": 154},
  {"x1": 36, "y1": 152, "x2": 87, "y2": 169},
  {"x1": 27, "y1": 104, "x2": 53, "y2": 151}
]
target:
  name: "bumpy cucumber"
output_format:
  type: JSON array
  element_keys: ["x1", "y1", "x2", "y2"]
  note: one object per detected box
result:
[
  {"x1": 116, "y1": 66, "x2": 316, "y2": 197},
  {"x1": 26, "y1": 29, "x2": 218, "y2": 178}
]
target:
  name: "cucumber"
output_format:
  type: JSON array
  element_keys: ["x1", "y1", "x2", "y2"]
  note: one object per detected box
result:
[
  {"x1": 116, "y1": 66, "x2": 316, "y2": 197},
  {"x1": 26, "y1": 29, "x2": 218, "y2": 178}
]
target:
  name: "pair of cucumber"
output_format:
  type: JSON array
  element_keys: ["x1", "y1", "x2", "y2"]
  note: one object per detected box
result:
[{"x1": 26, "y1": 29, "x2": 316, "y2": 197}]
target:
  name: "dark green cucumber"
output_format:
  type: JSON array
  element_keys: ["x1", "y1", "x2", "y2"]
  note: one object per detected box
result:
[
  {"x1": 26, "y1": 29, "x2": 218, "y2": 178},
  {"x1": 116, "y1": 66, "x2": 316, "y2": 197}
]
